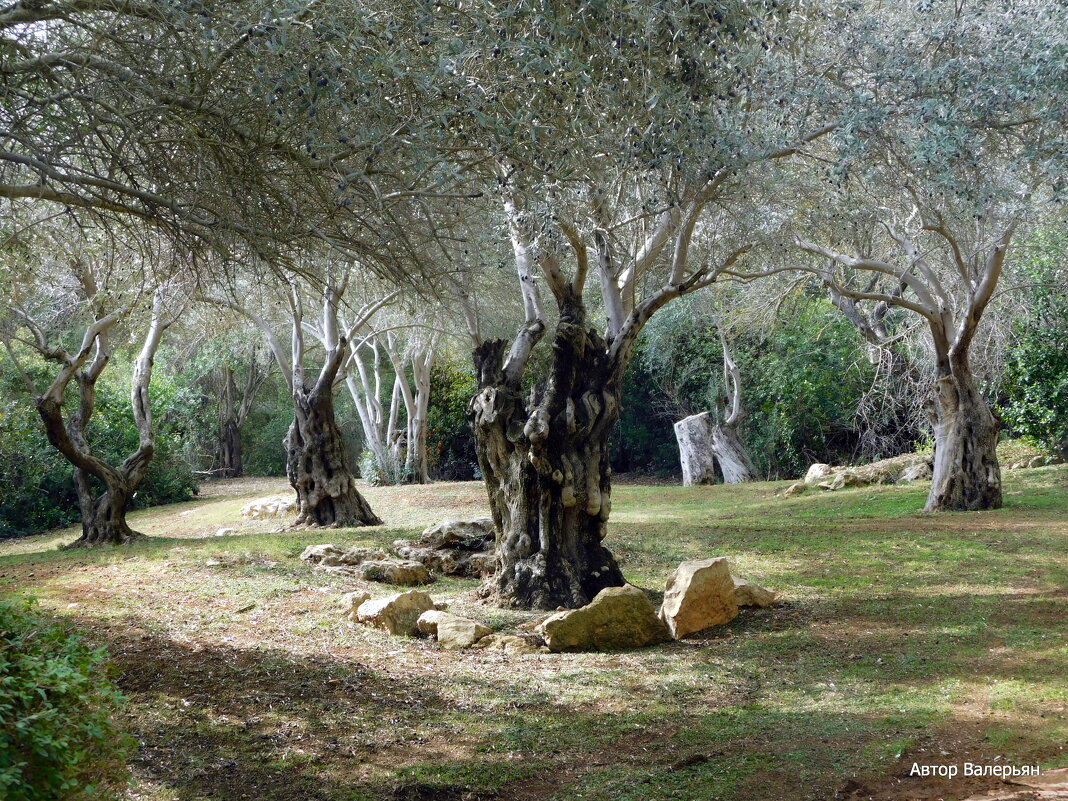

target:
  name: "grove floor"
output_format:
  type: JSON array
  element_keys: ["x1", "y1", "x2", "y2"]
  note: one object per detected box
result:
[{"x1": 1, "y1": 469, "x2": 1066, "y2": 801}]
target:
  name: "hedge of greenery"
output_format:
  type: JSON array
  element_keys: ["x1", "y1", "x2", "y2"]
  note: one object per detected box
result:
[{"x1": 0, "y1": 599, "x2": 131, "y2": 800}]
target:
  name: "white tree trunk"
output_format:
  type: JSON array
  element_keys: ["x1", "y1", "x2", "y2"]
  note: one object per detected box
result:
[{"x1": 674, "y1": 412, "x2": 718, "y2": 486}]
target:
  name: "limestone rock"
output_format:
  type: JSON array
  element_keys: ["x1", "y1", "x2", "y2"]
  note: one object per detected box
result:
[
  {"x1": 804, "y1": 463, "x2": 835, "y2": 484},
  {"x1": 784, "y1": 481, "x2": 807, "y2": 497},
  {"x1": 540, "y1": 584, "x2": 671, "y2": 652},
  {"x1": 435, "y1": 614, "x2": 493, "y2": 650},
  {"x1": 215, "y1": 527, "x2": 235, "y2": 537},
  {"x1": 301, "y1": 544, "x2": 387, "y2": 568},
  {"x1": 359, "y1": 559, "x2": 433, "y2": 586},
  {"x1": 416, "y1": 609, "x2": 445, "y2": 636},
  {"x1": 421, "y1": 518, "x2": 495, "y2": 550},
  {"x1": 241, "y1": 495, "x2": 297, "y2": 519},
  {"x1": 827, "y1": 470, "x2": 864, "y2": 491},
  {"x1": 355, "y1": 590, "x2": 436, "y2": 635},
  {"x1": 340, "y1": 591, "x2": 372, "y2": 620},
  {"x1": 733, "y1": 577, "x2": 776, "y2": 608},
  {"x1": 471, "y1": 633, "x2": 549, "y2": 655},
  {"x1": 659, "y1": 558, "x2": 739, "y2": 639},
  {"x1": 300, "y1": 543, "x2": 345, "y2": 563},
  {"x1": 898, "y1": 461, "x2": 933, "y2": 483}
]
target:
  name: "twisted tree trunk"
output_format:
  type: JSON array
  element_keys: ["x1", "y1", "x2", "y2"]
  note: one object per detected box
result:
[
  {"x1": 470, "y1": 305, "x2": 625, "y2": 610},
  {"x1": 286, "y1": 355, "x2": 381, "y2": 528},
  {"x1": 926, "y1": 355, "x2": 1002, "y2": 512}
]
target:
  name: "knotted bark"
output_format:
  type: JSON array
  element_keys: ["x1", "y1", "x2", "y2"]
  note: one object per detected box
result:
[
  {"x1": 926, "y1": 358, "x2": 1002, "y2": 512},
  {"x1": 285, "y1": 386, "x2": 381, "y2": 527},
  {"x1": 470, "y1": 303, "x2": 625, "y2": 610}
]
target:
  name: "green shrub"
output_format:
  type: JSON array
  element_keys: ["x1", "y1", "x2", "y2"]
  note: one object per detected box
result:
[{"x1": 0, "y1": 599, "x2": 131, "y2": 800}]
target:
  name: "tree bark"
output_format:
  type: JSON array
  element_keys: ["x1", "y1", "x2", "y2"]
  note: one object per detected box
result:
[
  {"x1": 218, "y1": 365, "x2": 243, "y2": 478},
  {"x1": 285, "y1": 384, "x2": 382, "y2": 527},
  {"x1": 710, "y1": 421, "x2": 757, "y2": 483},
  {"x1": 470, "y1": 304, "x2": 626, "y2": 610},
  {"x1": 925, "y1": 357, "x2": 1002, "y2": 512},
  {"x1": 674, "y1": 412, "x2": 718, "y2": 485}
]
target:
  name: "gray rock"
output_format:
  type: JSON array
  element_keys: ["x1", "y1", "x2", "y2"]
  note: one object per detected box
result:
[{"x1": 359, "y1": 559, "x2": 433, "y2": 586}]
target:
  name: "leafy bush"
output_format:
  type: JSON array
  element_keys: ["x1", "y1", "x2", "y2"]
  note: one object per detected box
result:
[
  {"x1": 426, "y1": 356, "x2": 479, "y2": 480},
  {"x1": 0, "y1": 599, "x2": 131, "y2": 800}
]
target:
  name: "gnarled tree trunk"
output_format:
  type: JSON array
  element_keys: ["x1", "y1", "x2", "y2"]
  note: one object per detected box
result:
[
  {"x1": 286, "y1": 384, "x2": 381, "y2": 527},
  {"x1": 72, "y1": 468, "x2": 138, "y2": 545},
  {"x1": 710, "y1": 421, "x2": 757, "y2": 483},
  {"x1": 470, "y1": 311, "x2": 625, "y2": 610},
  {"x1": 926, "y1": 356, "x2": 1002, "y2": 512}
]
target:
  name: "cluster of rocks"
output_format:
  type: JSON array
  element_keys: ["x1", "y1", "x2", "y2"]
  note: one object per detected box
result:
[
  {"x1": 341, "y1": 556, "x2": 775, "y2": 655},
  {"x1": 783, "y1": 454, "x2": 933, "y2": 497},
  {"x1": 392, "y1": 518, "x2": 496, "y2": 578},
  {"x1": 299, "y1": 518, "x2": 497, "y2": 587},
  {"x1": 539, "y1": 557, "x2": 775, "y2": 651},
  {"x1": 1005, "y1": 454, "x2": 1063, "y2": 469},
  {"x1": 240, "y1": 495, "x2": 297, "y2": 519},
  {"x1": 341, "y1": 589, "x2": 548, "y2": 654}
]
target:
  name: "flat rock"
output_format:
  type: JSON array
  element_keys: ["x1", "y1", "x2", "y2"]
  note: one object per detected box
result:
[
  {"x1": 470, "y1": 633, "x2": 549, "y2": 655},
  {"x1": 359, "y1": 559, "x2": 432, "y2": 586},
  {"x1": 356, "y1": 590, "x2": 436, "y2": 636},
  {"x1": 659, "y1": 557, "x2": 739, "y2": 639},
  {"x1": 540, "y1": 584, "x2": 671, "y2": 652},
  {"x1": 733, "y1": 577, "x2": 776, "y2": 608},
  {"x1": 301, "y1": 544, "x2": 388, "y2": 567},
  {"x1": 435, "y1": 614, "x2": 493, "y2": 650},
  {"x1": 783, "y1": 481, "x2": 807, "y2": 497},
  {"x1": 241, "y1": 495, "x2": 297, "y2": 519}
]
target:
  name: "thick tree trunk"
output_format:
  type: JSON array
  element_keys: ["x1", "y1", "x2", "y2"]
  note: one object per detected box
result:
[
  {"x1": 470, "y1": 319, "x2": 626, "y2": 611},
  {"x1": 710, "y1": 421, "x2": 757, "y2": 484},
  {"x1": 285, "y1": 388, "x2": 381, "y2": 527},
  {"x1": 674, "y1": 412, "x2": 718, "y2": 485},
  {"x1": 70, "y1": 472, "x2": 139, "y2": 546},
  {"x1": 926, "y1": 361, "x2": 1002, "y2": 512}
]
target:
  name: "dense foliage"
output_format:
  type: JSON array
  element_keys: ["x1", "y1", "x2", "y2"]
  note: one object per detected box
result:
[
  {"x1": 0, "y1": 599, "x2": 130, "y2": 800},
  {"x1": 425, "y1": 357, "x2": 479, "y2": 481},
  {"x1": 1000, "y1": 231, "x2": 1068, "y2": 456}
]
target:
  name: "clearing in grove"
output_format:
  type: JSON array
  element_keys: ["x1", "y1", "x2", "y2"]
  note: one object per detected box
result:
[{"x1": 1, "y1": 469, "x2": 1065, "y2": 801}]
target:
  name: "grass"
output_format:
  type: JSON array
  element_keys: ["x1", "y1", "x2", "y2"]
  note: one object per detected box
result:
[{"x1": 1, "y1": 468, "x2": 1066, "y2": 801}]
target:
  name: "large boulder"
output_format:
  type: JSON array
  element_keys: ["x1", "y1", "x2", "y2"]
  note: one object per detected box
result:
[
  {"x1": 241, "y1": 495, "x2": 297, "y2": 519},
  {"x1": 539, "y1": 585, "x2": 671, "y2": 652},
  {"x1": 733, "y1": 577, "x2": 776, "y2": 608},
  {"x1": 435, "y1": 614, "x2": 493, "y2": 650},
  {"x1": 659, "y1": 557, "x2": 739, "y2": 639},
  {"x1": 359, "y1": 559, "x2": 433, "y2": 586},
  {"x1": 355, "y1": 590, "x2": 437, "y2": 636}
]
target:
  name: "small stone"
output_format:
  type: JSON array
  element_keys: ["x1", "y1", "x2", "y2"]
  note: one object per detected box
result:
[
  {"x1": 356, "y1": 590, "x2": 437, "y2": 635},
  {"x1": 470, "y1": 633, "x2": 548, "y2": 655},
  {"x1": 659, "y1": 557, "x2": 738, "y2": 639},
  {"x1": 733, "y1": 577, "x2": 776, "y2": 608},
  {"x1": 435, "y1": 614, "x2": 493, "y2": 650},
  {"x1": 540, "y1": 585, "x2": 671, "y2": 652},
  {"x1": 205, "y1": 559, "x2": 222, "y2": 567},
  {"x1": 359, "y1": 559, "x2": 433, "y2": 586},
  {"x1": 215, "y1": 528, "x2": 235, "y2": 537}
]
